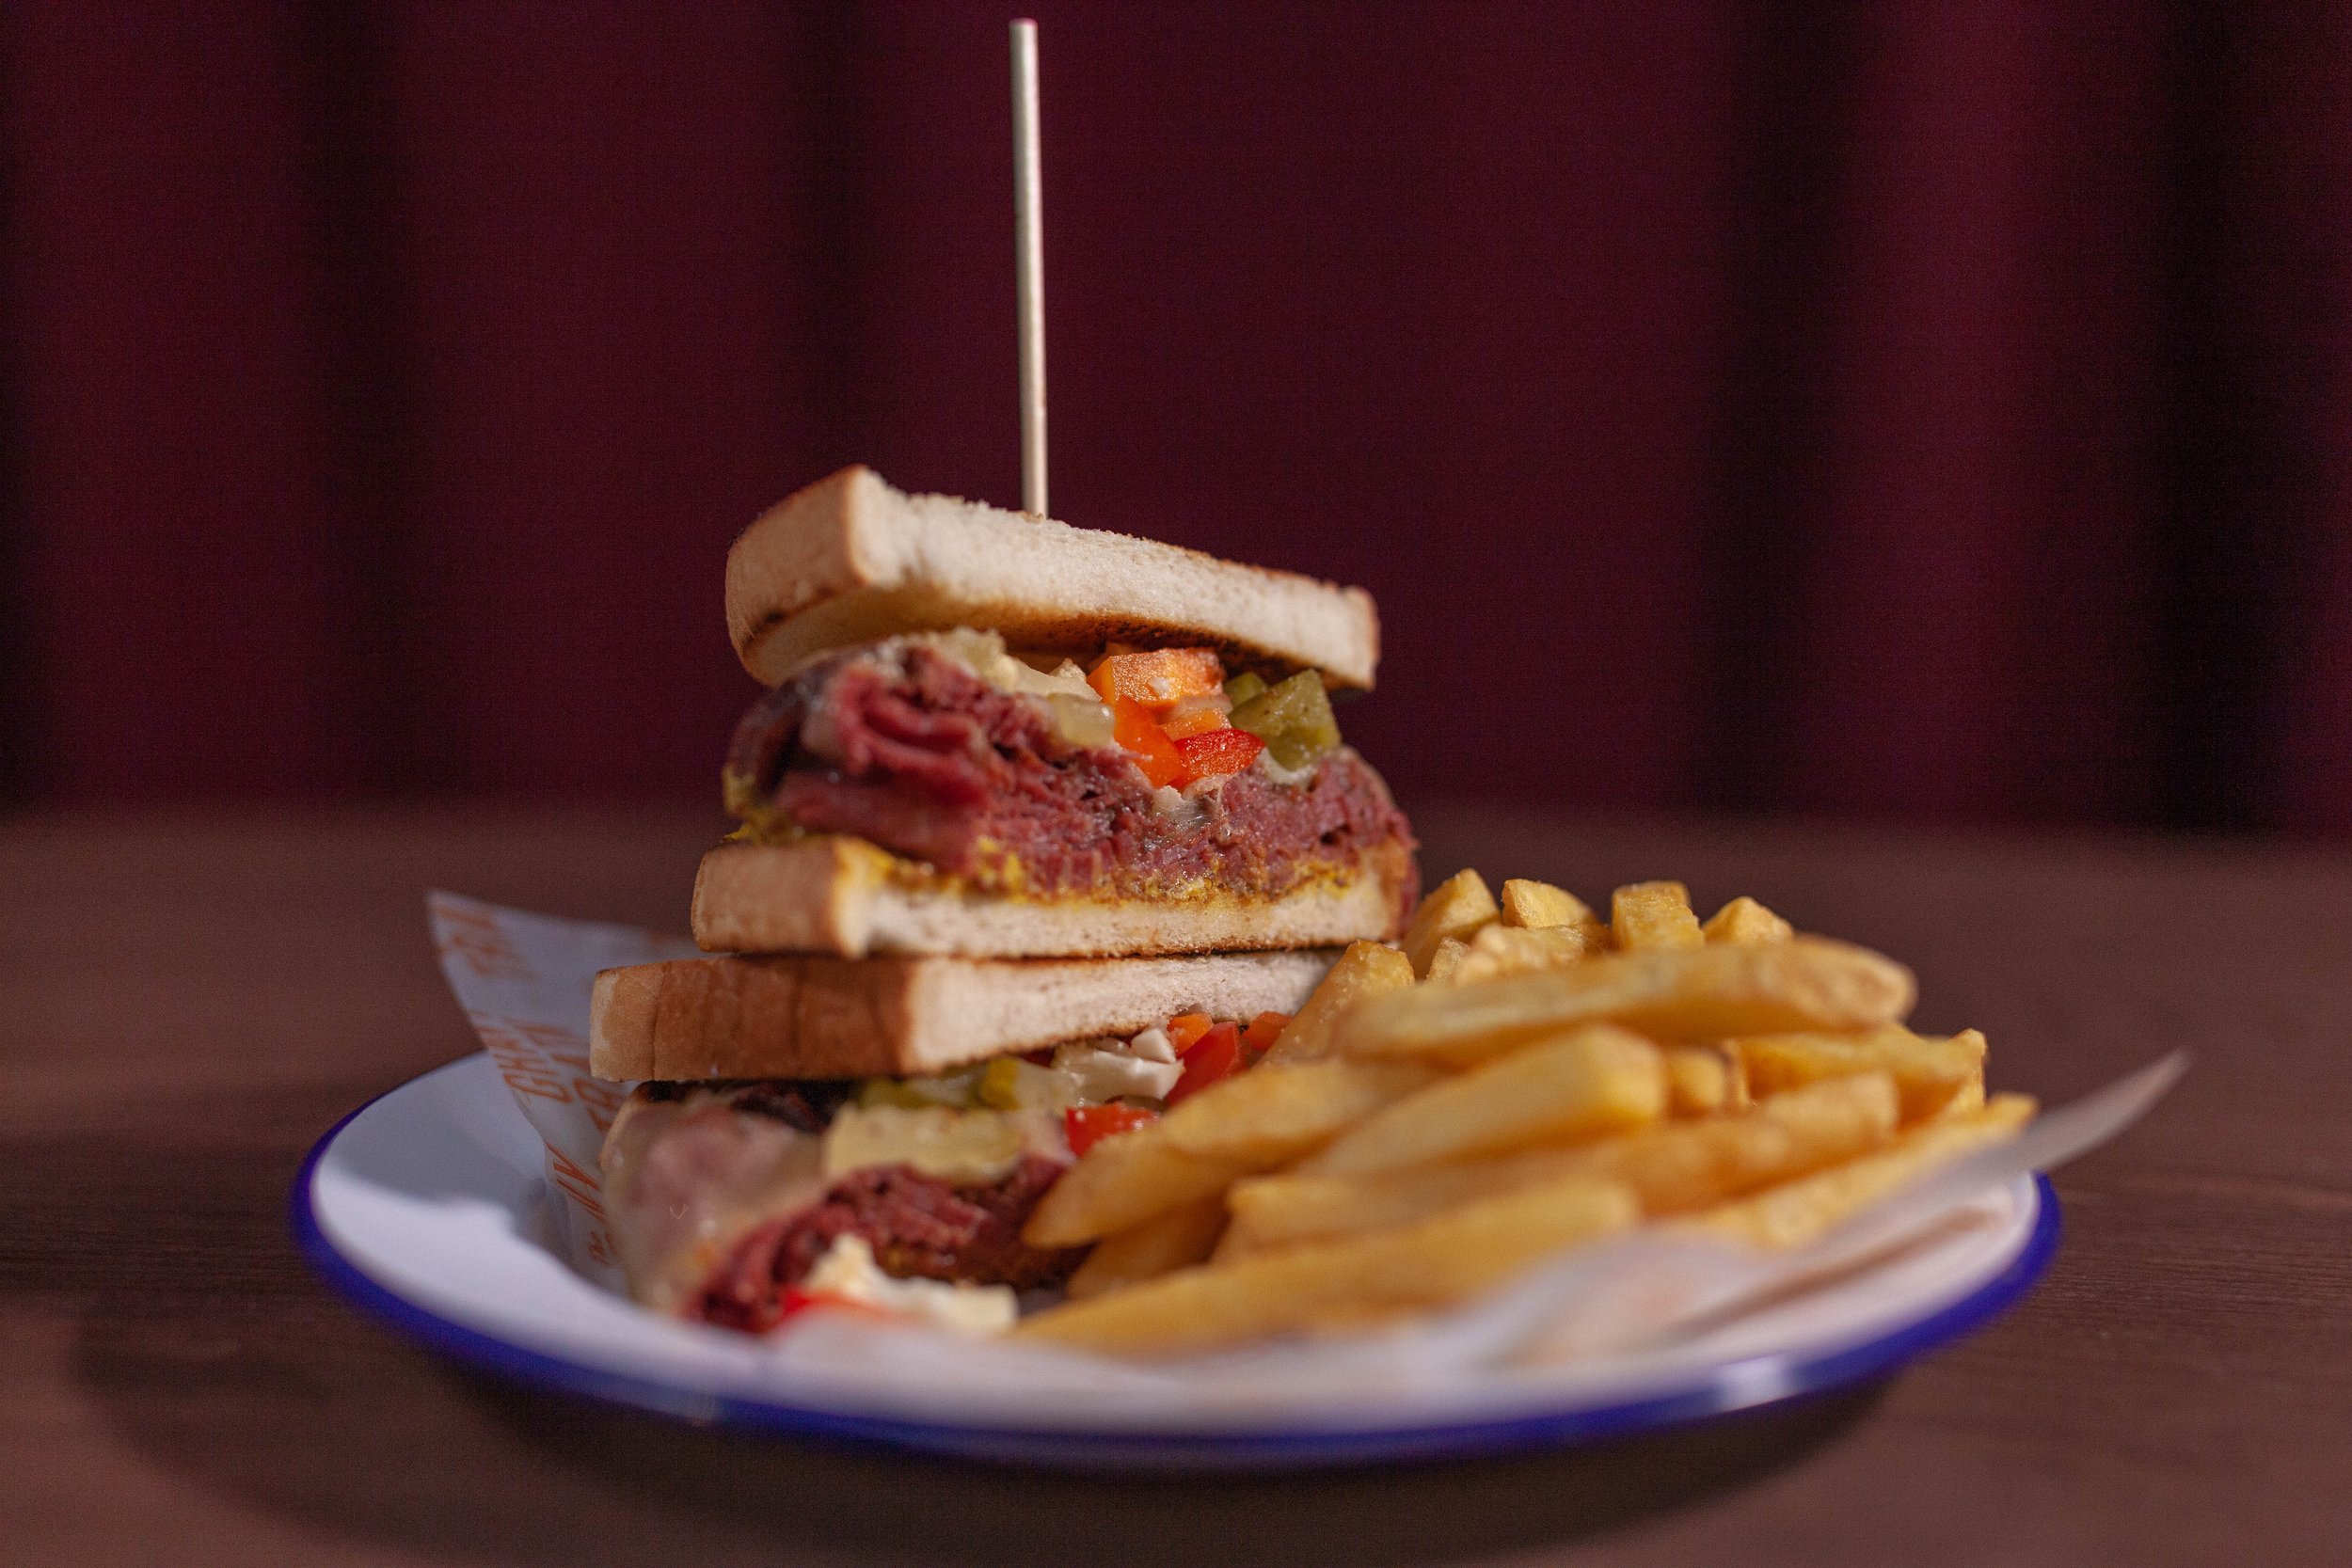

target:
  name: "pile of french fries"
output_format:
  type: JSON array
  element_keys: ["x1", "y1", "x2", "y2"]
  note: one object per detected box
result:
[{"x1": 1012, "y1": 873, "x2": 2036, "y2": 1359}]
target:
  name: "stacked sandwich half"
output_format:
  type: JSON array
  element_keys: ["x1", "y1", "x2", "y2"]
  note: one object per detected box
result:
[{"x1": 590, "y1": 467, "x2": 1422, "y2": 1331}]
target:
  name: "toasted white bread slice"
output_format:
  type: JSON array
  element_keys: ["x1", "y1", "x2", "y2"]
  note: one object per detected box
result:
[
  {"x1": 724, "y1": 466, "x2": 1380, "y2": 689},
  {"x1": 690, "y1": 836, "x2": 1415, "y2": 958},
  {"x1": 590, "y1": 947, "x2": 1337, "y2": 1082}
]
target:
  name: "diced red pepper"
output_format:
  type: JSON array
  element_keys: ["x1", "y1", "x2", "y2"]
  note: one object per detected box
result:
[
  {"x1": 1167, "y1": 1022, "x2": 1244, "y2": 1105},
  {"x1": 1089, "y1": 647, "x2": 1227, "y2": 707},
  {"x1": 1241, "y1": 1010, "x2": 1291, "y2": 1061},
  {"x1": 1108, "y1": 697, "x2": 1187, "y2": 789},
  {"x1": 1165, "y1": 1013, "x2": 1214, "y2": 1054},
  {"x1": 1159, "y1": 690, "x2": 1232, "y2": 739},
  {"x1": 1065, "y1": 1102, "x2": 1159, "y2": 1157},
  {"x1": 1172, "y1": 725, "x2": 1264, "y2": 783},
  {"x1": 773, "y1": 1288, "x2": 893, "y2": 1327}
]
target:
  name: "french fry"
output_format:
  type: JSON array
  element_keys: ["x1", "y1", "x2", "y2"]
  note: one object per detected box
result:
[
  {"x1": 1337, "y1": 938, "x2": 1917, "y2": 1068},
  {"x1": 1935, "y1": 1064, "x2": 1987, "y2": 1118},
  {"x1": 1403, "y1": 869, "x2": 1500, "y2": 977},
  {"x1": 1021, "y1": 1127, "x2": 1248, "y2": 1247},
  {"x1": 1224, "y1": 1161, "x2": 1535, "y2": 1258},
  {"x1": 1223, "y1": 1073, "x2": 1899, "y2": 1252},
  {"x1": 1423, "y1": 936, "x2": 1471, "y2": 985},
  {"x1": 1259, "y1": 940, "x2": 1414, "y2": 1065},
  {"x1": 1500, "y1": 879, "x2": 1592, "y2": 930},
  {"x1": 1297, "y1": 1024, "x2": 1664, "y2": 1177},
  {"x1": 1724, "y1": 1044, "x2": 1753, "y2": 1111},
  {"x1": 1014, "y1": 1175, "x2": 1639, "y2": 1357},
  {"x1": 1731, "y1": 1026, "x2": 1987, "y2": 1124},
  {"x1": 1613, "y1": 880, "x2": 1703, "y2": 952},
  {"x1": 1064, "y1": 1196, "x2": 1228, "y2": 1300},
  {"x1": 1020, "y1": 869, "x2": 2032, "y2": 1356},
  {"x1": 1159, "y1": 1058, "x2": 1437, "y2": 1165},
  {"x1": 1663, "y1": 1045, "x2": 1732, "y2": 1117},
  {"x1": 1571, "y1": 1072, "x2": 1900, "y2": 1214},
  {"x1": 1704, "y1": 895, "x2": 1794, "y2": 944},
  {"x1": 1024, "y1": 1057, "x2": 1434, "y2": 1246},
  {"x1": 1674, "y1": 1093, "x2": 2036, "y2": 1248},
  {"x1": 1449, "y1": 923, "x2": 1592, "y2": 985}
]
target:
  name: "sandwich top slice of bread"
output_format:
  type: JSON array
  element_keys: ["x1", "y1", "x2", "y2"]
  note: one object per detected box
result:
[
  {"x1": 724, "y1": 466, "x2": 1380, "y2": 689},
  {"x1": 590, "y1": 945, "x2": 1338, "y2": 1082}
]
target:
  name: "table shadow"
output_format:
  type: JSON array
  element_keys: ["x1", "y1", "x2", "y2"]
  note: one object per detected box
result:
[{"x1": 469, "y1": 1370, "x2": 1887, "y2": 1567}]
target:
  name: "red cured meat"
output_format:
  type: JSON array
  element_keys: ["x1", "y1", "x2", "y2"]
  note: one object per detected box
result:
[
  {"x1": 725, "y1": 645, "x2": 1417, "y2": 914},
  {"x1": 691, "y1": 1154, "x2": 1079, "y2": 1332}
]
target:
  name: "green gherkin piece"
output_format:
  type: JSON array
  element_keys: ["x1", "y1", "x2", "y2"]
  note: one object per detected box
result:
[
  {"x1": 858, "y1": 1078, "x2": 936, "y2": 1110},
  {"x1": 1230, "y1": 670, "x2": 1342, "y2": 769},
  {"x1": 976, "y1": 1056, "x2": 1024, "y2": 1109},
  {"x1": 1223, "y1": 671, "x2": 1268, "y2": 708}
]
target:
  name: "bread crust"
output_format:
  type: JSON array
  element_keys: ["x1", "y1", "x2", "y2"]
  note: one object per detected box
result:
[
  {"x1": 691, "y1": 836, "x2": 1416, "y2": 958},
  {"x1": 724, "y1": 466, "x2": 1380, "y2": 689},
  {"x1": 589, "y1": 948, "x2": 1342, "y2": 1082}
]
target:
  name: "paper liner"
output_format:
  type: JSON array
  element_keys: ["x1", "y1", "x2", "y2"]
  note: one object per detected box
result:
[{"x1": 427, "y1": 890, "x2": 2178, "y2": 1390}]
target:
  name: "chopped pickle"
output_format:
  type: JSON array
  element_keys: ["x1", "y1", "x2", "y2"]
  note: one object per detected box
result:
[
  {"x1": 976, "y1": 1056, "x2": 1079, "y2": 1112},
  {"x1": 1223, "y1": 671, "x2": 1268, "y2": 708},
  {"x1": 1045, "y1": 692, "x2": 1118, "y2": 750},
  {"x1": 858, "y1": 1069, "x2": 977, "y2": 1110},
  {"x1": 975, "y1": 1057, "x2": 1023, "y2": 1109},
  {"x1": 1229, "y1": 670, "x2": 1342, "y2": 770}
]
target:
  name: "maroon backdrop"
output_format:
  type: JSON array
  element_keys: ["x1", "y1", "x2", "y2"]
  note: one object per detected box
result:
[{"x1": 4, "y1": 3, "x2": 2348, "y2": 832}]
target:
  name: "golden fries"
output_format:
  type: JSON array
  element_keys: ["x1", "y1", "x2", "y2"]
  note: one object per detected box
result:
[
  {"x1": 1731, "y1": 1026, "x2": 1986, "y2": 1125},
  {"x1": 1704, "y1": 895, "x2": 1794, "y2": 944},
  {"x1": 1064, "y1": 1196, "x2": 1229, "y2": 1300},
  {"x1": 1423, "y1": 936, "x2": 1471, "y2": 984},
  {"x1": 1025, "y1": 1060, "x2": 1428, "y2": 1245},
  {"x1": 1016, "y1": 1175, "x2": 1639, "y2": 1357},
  {"x1": 1449, "y1": 923, "x2": 1592, "y2": 985},
  {"x1": 1298, "y1": 1024, "x2": 1664, "y2": 1177},
  {"x1": 1025, "y1": 867, "x2": 2029, "y2": 1359},
  {"x1": 1160, "y1": 1058, "x2": 1437, "y2": 1164},
  {"x1": 1260, "y1": 940, "x2": 1414, "y2": 1065},
  {"x1": 1663, "y1": 1045, "x2": 1732, "y2": 1117},
  {"x1": 1675, "y1": 1094, "x2": 2035, "y2": 1248},
  {"x1": 1500, "y1": 879, "x2": 1590, "y2": 930},
  {"x1": 1337, "y1": 938, "x2": 1916, "y2": 1068},
  {"x1": 1569, "y1": 1072, "x2": 1899, "y2": 1214},
  {"x1": 1223, "y1": 1072, "x2": 1899, "y2": 1254},
  {"x1": 1402, "y1": 869, "x2": 1500, "y2": 977},
  {"x1": 1499, "y1": 877, "x2": 1611, "y2": 952},
  {"x1": 1613, "y1": 880, "x2": 1704, "y2": 952},
  {"x1": 1022, "y1": 1130, "x2": 1248, "y2": 1247}
]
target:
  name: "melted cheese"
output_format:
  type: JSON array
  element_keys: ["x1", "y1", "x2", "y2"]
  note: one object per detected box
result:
[
  {"x1": 799, "y1": 1235, "x2": 1017, "y2": 1335},
  {"x1": 820, "y1": 1104, "x2": 1066, "y2": 1183}
]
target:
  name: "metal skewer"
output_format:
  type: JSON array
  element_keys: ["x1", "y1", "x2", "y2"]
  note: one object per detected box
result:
[{"x1": 1010, "y1": 18, "x2": 1047, "y2": 516}]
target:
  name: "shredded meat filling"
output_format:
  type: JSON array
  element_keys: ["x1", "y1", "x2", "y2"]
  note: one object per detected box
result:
[
  {"x1": 725, "y1": 644, "x2": 1417, "y2": 912},
  {"x1": 691, "y1": 1154, "x2": 1080, "y2": 1332}
]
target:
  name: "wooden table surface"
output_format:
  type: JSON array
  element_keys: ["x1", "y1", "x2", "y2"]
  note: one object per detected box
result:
[{"x1": 3, "y1": 805, "x2": 2345, "y2": 1566}]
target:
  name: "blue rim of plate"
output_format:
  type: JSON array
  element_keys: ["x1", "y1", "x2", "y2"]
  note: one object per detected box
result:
[{"x1": 290, "y1": 1073, "x2": 2062, "y2": 1469}]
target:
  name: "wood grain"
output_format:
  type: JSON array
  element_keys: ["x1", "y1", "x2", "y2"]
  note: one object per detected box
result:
[{"x1": 2, "y1": 806, "x2": 2345, "y2": 1566}]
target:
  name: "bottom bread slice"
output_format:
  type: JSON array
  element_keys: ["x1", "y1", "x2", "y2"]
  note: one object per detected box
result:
[
  {"x1": 690, "y1": 835, "x2": 1414, "y2": 958},
  {"x1": 590, "y1": 946, "x2": 1339, "y2": 1082}
]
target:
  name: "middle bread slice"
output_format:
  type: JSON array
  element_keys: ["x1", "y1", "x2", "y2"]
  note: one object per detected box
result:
[{"x1": 590, "y1": 946, "x2": 1338, "y2": 1083}]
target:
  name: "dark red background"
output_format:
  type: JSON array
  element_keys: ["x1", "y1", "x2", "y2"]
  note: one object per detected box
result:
[{"x1": 5, "y1": 3, "x2": 2348, "y2": 832}]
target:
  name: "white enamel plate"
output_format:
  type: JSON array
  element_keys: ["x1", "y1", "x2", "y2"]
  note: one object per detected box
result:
[{"x1": 295, "y1": 1053, "x2": 2058, "y2": 1470}]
